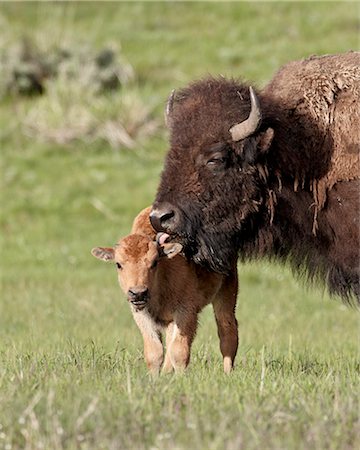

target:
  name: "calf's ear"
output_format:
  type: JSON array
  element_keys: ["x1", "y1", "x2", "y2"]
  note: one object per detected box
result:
[
  {"x1": 159, "y1": 242, "x2": 183, "y2": 259},
  {"x1": 91, "y1": 247, "x2": 115, "y2": 262}
]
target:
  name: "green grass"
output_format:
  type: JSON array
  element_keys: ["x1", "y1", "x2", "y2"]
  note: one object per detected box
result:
[{"x1": 1, "y1": 2, "x2": 359, "y2": 449}]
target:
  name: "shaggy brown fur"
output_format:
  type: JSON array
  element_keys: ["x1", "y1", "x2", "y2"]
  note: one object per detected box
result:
[
  {"x1": 152, "y1": 52, "x2": 360, "y2": 304},
  {"x1": 263, "y1": 52, "x2": 360, "y2": 227},
  {"x1": 92, "y1": 208, "x2": 238, "y2": 374}
]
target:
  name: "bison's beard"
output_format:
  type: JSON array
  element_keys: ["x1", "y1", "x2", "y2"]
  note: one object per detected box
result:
[
  {"x1": 180, "y1": 226, "x2": 239, "y2": 274},
  {"x1": 163, "y1": 200, "x2": 243, "y2": 274}
]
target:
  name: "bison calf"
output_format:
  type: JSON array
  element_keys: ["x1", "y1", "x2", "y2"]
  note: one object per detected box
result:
[{"x1": 91, "y1": 210, "x2": 238, "y2": 374}]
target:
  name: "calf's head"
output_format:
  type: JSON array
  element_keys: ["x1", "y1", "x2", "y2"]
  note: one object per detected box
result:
[
  {"x1": 151, "y1": 78, "x2": 274, "y2": 274},
  {"x1": 91, "y1": 234, "x2": 182, "y2": 310}
]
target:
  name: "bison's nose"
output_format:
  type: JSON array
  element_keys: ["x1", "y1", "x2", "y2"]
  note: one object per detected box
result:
[
  {"x1": 128, "y1": 287, "x2": 149, "y2": 308},
  {"x1": 150, "y1": 203, "x2": 179, "y2": 233}
]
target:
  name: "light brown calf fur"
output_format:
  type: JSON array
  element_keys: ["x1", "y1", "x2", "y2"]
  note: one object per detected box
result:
[
  {"x1": 131, "y1": 206, "x2": 156, "y2": 239},
  {"x1": 92, "y1": 208, "x2": 238, "y2": 374}
]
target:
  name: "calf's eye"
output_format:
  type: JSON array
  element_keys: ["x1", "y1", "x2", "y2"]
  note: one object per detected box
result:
[
  {"x1": 116, "y1": 262, "x2": 122, "y2": 270},
  {"x1": 151, "y1": 260, "x2": 158, "y2": 269}
]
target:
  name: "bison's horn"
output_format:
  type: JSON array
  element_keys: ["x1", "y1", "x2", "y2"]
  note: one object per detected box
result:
[
  {"x1": 229, "y1": 86, "x2": 262, "y2": 141},
  {"x1": 165, "y1": 89, "x2": 176, "y2": 128}
]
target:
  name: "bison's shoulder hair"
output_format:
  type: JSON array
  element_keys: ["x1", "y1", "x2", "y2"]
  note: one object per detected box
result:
[{"x1": 262, "y1": 51, "x2": 360, "y2": 216}]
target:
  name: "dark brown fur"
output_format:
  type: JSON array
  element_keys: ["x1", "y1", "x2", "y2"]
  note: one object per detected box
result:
[{"x1": 153, "y1": 53, "x2": 360, "y2": 304}]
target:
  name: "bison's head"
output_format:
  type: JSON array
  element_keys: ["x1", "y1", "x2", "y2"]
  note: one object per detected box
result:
[{"x1": 151, "y1": 78, "x2": 274, "y2": 274}]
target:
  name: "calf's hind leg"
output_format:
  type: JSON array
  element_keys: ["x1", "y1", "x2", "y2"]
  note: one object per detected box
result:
[{"x1": 213, "y1": 270, "x2": 238, "y2": 374}]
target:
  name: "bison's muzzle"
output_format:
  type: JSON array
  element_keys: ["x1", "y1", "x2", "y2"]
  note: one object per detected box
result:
[{"x1": 150, "y1": 202, "x2": 181, "y2": 235}]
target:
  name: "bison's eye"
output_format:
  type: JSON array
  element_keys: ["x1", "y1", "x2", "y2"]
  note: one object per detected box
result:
[
  {"x1": 116, "y1": 262, "x2": 122, "y2": 270},
  {"x1": 206, "y1": 153, "x2": 227, "y2": 172},
  {"x1": 150, "y1": 260, "x2": 158, "y2": 269},
  {"x1": 206, "y1": 156, "x2": 227, "y2": 167},
  {"x1": 205, "y1": 145, "x2": 229, "y2": 168}
]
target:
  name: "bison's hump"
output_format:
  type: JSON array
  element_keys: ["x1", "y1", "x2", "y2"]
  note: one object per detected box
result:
[{"x1": 263, "y1": 51, "x2": 360, "y2": 213}]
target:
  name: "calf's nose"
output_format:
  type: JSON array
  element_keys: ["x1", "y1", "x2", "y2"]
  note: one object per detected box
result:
[
  {"x1": 150, "y1": 203, "x2": 178, "y2": 233},
  {"x1": 128, "y1": 287, "x2": 149, "y2": 303}
]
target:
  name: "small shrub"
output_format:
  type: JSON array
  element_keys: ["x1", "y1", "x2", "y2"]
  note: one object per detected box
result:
[
  {"x1": 0, "y1": 31, "x2": 158, "y2": 150},
  {"x1": 1, "y1": 38, "x2": 134, "y2": 97}
]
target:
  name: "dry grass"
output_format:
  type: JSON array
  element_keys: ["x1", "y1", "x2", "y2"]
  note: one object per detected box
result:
[{"x1": 21, "y1": 85, "x2": 159, "y2": 149}]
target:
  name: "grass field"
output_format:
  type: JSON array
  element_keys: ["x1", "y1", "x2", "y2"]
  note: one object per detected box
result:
[{"x1": 1, "y1": 2, "x2": 359, "y2": 449}]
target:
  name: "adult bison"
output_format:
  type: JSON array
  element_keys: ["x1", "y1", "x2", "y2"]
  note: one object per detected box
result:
[{"x1": 150, "y1": 52, "x2": 360, "y2": 304}]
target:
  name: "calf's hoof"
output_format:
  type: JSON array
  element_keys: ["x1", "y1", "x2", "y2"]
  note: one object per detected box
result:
[{"x1": 223, "y1": 356, "x2": 234, "y2": 374}]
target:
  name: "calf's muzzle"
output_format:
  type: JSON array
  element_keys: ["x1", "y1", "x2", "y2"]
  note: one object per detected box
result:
[{"x1": 128, "y1": 287, "x2": 149, "y2": 308}]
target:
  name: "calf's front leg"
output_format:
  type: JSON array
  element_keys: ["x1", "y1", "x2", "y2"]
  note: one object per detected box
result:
[{"x1": 132, "y1": 309, "x2": 163, "y2": 375}]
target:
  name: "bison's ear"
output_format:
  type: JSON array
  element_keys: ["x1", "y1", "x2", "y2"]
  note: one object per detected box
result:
[
  {"x1": 91, "y1": 247, "x2": 115, "y2": 262},
  {"x1": 257, "y1": 127, "x2": 274, "y2": 154},
  {"x1": 242, "y1": 127, "x2": 274, "y2": 164},
  {"x1": 159, "y1": 242, "x2": 183, "y2": 259}
]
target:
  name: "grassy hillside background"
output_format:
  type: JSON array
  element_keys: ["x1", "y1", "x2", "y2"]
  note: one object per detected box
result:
[{"x1": 1, "y1": 2, "x2": 359, "y2": 449}]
